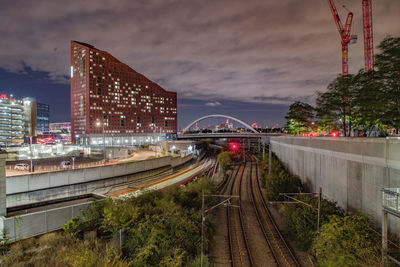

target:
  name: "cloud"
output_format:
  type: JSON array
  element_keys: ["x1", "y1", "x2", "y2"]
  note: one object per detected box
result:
[
  {"x1": 0, "y1": 0, "x2": 399, "y2": 106},
  {"x1": 205, "y1": 101, "x2": 222, "y2": 107}
]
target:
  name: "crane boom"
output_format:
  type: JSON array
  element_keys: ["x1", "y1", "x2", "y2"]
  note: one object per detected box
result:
[
  {"x1": 362, "y1": 0, "x2": 374, "y2": 71},
  {"x1": 327, "y1": 0, "x2": 355, "y2": 75}
]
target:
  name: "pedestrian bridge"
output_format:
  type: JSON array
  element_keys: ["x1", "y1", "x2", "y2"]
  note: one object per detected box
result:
[{"x1": 178, "y1": 114, "x2": 282, "y2": 140}]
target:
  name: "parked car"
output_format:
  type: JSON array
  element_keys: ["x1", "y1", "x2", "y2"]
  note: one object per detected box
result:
[
  {"x1": 15, "y1": 163, "x2": 29, "y2": 171},
  {"x1": 60, "y1": 161, "x2": 71, "y2": 169}
]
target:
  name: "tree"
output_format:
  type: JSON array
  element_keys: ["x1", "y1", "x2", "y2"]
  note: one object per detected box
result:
[
  {"x1": 312, "y1": 214, "x2": 381, "y2": 266},
  {"x1": 285, "y1": 101, "x2": 315, "y2": 135},
  {"x1": 351, "y1": 70, "x2": 388, "y2": 135},
  {"x1": 375, "y1": 35, "x2": 400, "y2": 133},
  {"x1": 217, "y1": 151, "x2": 233, "y2": 172},
  {"x1": 316, "y1": 74, "x2": 356, "y2": 136}
]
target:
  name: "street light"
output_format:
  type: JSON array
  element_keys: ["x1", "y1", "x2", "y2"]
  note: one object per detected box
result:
[
  {"x1": 29, "y1": 136, "x2": 33, "y2": 172},
  {"x1": 96, "y1": 120, "x2": 106, "y2": 162}
]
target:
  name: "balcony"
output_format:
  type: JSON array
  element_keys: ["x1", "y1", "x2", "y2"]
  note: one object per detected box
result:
[{"x1": 382, "y1": 188, "x2": 400, "y2": 214}]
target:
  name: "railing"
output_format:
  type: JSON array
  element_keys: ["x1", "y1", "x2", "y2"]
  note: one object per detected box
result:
[
  {"x1": 382, "y1": 188, "x2": 400, "y2": 214},
  {"x1": 6, "y1": 160, "x2": 105, "y2": 174}
]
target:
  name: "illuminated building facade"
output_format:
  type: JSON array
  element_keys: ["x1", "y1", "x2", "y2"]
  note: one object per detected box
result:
[
  {"x1": 0, "y1": 95, "x2": 49, "y2": 146},
  {"x1": 70, "y1": 41, "x2": 177, "y2": 145},
  {"x1": 0, "y1": 95, "x2": 25, "y2": 146},
  {"x1": 36, "y1": 103, "x2": 50, "y2": 134}
]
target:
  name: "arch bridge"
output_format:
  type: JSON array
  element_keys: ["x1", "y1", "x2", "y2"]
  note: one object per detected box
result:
[{"x1": 178, "y1": 114, "x2": 282, "y2": 144}]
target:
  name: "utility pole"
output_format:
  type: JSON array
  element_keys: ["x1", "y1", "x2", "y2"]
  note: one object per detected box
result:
[
  {"x1": 268, "y1": 148, "x2": 272, "y2": 176},
  {"x1": 200, "y1": 193, "x2": 239, "y2": 267},
  {"x1": 317, "y1": 187, "x2": 322, "y2": 231},
  {"x1": 96, "y1": 120, "x2": 106, "y2": 163},
  {"x1": 201, "y1": 190, "x2": 205, "y2": 267}
]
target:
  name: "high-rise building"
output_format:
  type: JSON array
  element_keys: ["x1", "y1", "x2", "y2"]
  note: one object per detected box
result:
[
  {"x1": 70, "y1": 41, "x2": 177, "y2": 145},
  {"x1": 23, "y1": 97, "x2": 37, "y2": 137},
  {"x1": 0, "y1": 95, "x2": 51, "y2": 146},
  {"x1": 36, "y1": 103, "x2": 50, "y2": 134},
  {"x1": 0, "y1": 95, "x2": 25, "y2": 146}
]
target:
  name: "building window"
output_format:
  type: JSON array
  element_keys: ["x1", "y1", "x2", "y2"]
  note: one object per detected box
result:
[
  {"x1": 151, "y1": 116, "x2": 155, "y2": 124},
  {"x1": 97, "y1": 87, "x2": 102, "y2": 95},
  {"x1": 121, "y1": 118, "x2": 125, "y2": 127},
  {"x1": 165, "y1": 120, "x2": 169, "y2": 127}
]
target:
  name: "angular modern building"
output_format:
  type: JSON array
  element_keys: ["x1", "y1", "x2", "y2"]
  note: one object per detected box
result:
[
  {"x1": 70, "y1": 41, "x2": 177, "y2": 145},
  {"x1": 36, "y1": 102, "x2": 50, "y2": 134}
]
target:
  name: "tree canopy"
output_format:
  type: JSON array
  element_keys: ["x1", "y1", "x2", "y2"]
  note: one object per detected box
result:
[
  {"x1": 288, "y1": 35, "x2": 400, "y2": 136},
  {"x1": 285, "y1": 101, "x2": 315, "y2": 135}
]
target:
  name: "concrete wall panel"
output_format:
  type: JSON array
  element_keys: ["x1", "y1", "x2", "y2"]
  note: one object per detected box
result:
[
  {"x1": 68, "y1": 169, "x2": 85, "y2": 184},
  {"x1": 28, "y1": 173, "x2": 50, "y2": 191},
  {"x1": 270, "y1": 137, "x2": 400, "y2": 233},
  {"x1": 49, "y1": 171, "x2": 69, "y2": 187},
  {"x1": 6, "y1": 176, "x2": 29, "y2": 194},
  {"x1": 83, "y1": 167, "x2": 101, "y2": 182},
  {"x1": 46, "y1": 207, "x2": 72, "y2": 232}
]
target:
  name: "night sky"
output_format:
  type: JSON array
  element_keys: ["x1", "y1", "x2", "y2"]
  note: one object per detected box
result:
[{"x1": 0, "y1": 0, "x2": 399, "y2": 129}]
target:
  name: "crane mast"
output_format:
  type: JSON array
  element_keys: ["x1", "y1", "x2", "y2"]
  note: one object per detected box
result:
[
  {"x1": 327, "y1": 0, "x2": 355, "y2": 76},
  {"x1": 362, "y1": 0, "x2": 374, "y2": 71}
]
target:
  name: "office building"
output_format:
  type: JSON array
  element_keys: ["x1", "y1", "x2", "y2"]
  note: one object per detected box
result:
[
  {"x1": 37, "y1": 103, "x2": 50, "y2": 134},
  {"x1": 70, "y1": 41, "x2": 177, "y2": 145}
]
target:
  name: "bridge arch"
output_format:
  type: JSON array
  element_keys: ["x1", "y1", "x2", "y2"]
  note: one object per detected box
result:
[{"x1": 181, "y1": 114, "x2": 258, "y2": 134}]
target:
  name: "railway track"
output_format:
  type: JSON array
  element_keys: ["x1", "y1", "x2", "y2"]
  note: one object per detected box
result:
[
  {"x1": 226, "y1": 163, "x2": 253, "y2": 267},
  {"x1": 218, "y1": 156, "x2": 300, "y2": 267},
  {"x1": 248, "y1": 156, "x2": 300, "y2": 267}
]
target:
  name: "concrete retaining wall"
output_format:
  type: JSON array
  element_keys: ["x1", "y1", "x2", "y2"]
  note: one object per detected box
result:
[
  {"x1": 270, "y1": 137, "x2": 400, "y2": 232},
  {"x1": 6, "y1": 155, "x2": 192, "y2": 207}
]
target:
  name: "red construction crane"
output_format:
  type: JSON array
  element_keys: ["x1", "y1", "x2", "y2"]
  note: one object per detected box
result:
[
  {"x1": 362, "y1": 0, "x2": 374, "y2": 71},
  {"x1": 327, "y1": 0, "x2": 357, "y2": 75}
]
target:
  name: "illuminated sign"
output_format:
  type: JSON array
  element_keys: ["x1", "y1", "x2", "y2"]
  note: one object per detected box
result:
[{"x1": 0, "y1": 94, "x2": 7, "y2": 99}]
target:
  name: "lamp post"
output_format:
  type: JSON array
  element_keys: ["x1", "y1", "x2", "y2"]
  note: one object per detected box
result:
[
  {"x1": 154, "y1": 126, "x2": 162, "y2": 157},
  {"x1": 29, "y1": 136, "x2": 33, "y2": 172},
  {"x1": 96, "y1": 120, "x2": 106, "y2": 163}
]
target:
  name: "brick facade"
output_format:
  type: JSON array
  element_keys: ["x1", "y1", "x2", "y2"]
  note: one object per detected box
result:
[{"x1": 70, "y1": 41, "x2": 177, "y2": 144}]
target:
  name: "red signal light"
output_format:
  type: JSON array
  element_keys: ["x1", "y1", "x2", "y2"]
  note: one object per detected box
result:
[
  {"x1": 229, "y1": 143, "x2": 239, "y2": 151},
  {"x1": 331, "y1": 132, "x2": 338, "y2": 137}
]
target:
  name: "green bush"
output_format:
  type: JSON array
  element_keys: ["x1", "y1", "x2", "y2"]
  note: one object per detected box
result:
[
  {"x1": 281, "y1": 195, "x2": 343, "y2": 251},
  {"x1": 63, "y1": 217, "x2": 85, "y2": 238},
  {"x1": 217, "y1": 151, "x2": 234, "y2": 172},
  {"x1": 312, "y1": 214, "x2": 381, "y2": 266},
  {"x1": 81, "y1": 177, "x2": 215, "y2": 266},
  {"x1": 0, "y1": 230, "x2": 10, "y2": 255},
  {"x1": 265, "y1": 154, "x2": 303, "y2": 201}
]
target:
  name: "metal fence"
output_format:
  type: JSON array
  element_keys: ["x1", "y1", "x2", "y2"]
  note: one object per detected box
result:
[
  {"x1": 382, "y1": 188, "x2": 400, "y2": 214},
  {"x1": 1, "y1": 201, "x2": 93, "y2": 242}
]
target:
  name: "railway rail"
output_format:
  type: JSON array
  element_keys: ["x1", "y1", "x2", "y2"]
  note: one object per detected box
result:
[{"x1": 218, "y1": 155, "x2": 300, "y2": 267}]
